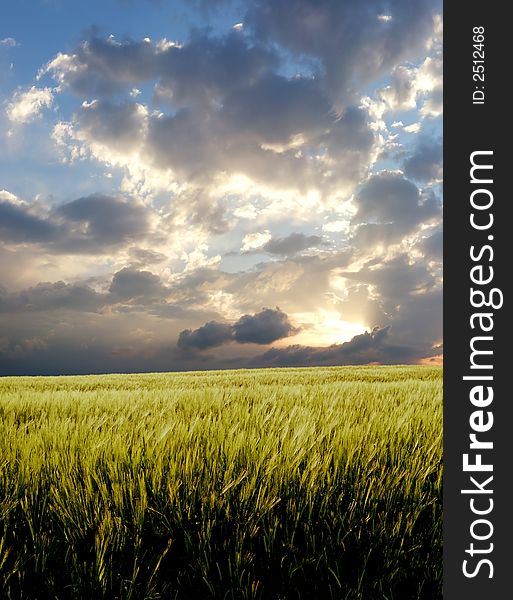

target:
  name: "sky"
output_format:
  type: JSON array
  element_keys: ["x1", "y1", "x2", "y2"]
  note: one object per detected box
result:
[{"x1": 0, "y1": 0, "x2": 443, "y2": 375}]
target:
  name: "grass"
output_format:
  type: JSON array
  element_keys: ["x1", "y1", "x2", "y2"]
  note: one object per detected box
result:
[{"x1": 0, "y1": 365, "x2": 442, "y2": 599}]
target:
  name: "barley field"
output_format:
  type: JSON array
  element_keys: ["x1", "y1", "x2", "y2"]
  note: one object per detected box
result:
[{"x1": 0, "y1": 365, "x2": 442, "y2": 599}]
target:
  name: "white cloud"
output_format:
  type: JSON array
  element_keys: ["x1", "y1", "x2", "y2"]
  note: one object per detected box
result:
[
  {"x1": 233, "y1": 204, "x2": 259, "y2": 220},
  {"x1": 404, "y1": 122, "x2": 421, "y2": 134},
  {"x1": 241, "y1": 230, "x2": 271, "y2": 252},
  {"x1": 0, "y1": 37, "x2": 18, "y2": 47},
  {"x1": 0, "y1": 189, "x2": 20, "y2": 203},
  {"x1": 322, "y1": 220, "x2": 349, "y2": 233},
  {"x1": 38, "y1": 52, "x2": 83, "y2": 85},
  {"x1": 6, "y1": 86, "x2": 54, "y2": 124},
  {"x1": 181, "y1": 244, "x2": 221, "y2": 271},
  {"x1": 375, "y1": 52, "x2": 442, "y2": 119}
]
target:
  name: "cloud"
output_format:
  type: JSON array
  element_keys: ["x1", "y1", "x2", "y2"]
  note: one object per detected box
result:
[
  {"x1": 253, "y1": 326, "x2": 398, "y2": 366},
  {"x1": 417, "y1": 56, "x2": 442, "y2": 118},
  {"x1": 177, "y1": 307, "x2": 299, "y2": 351},
  {"x1": 6, "y1": 86, "x2": 54, "y2": 124},
  {"x1": 0, "y1": 194, "x2": 58, "y2": 243},
  {"x1": 403, "y1": 138, "x2": 442, "y2": 182},
  {"x1": 43, "y1": 32, "x2": 277, "y2": 102},
  {"x1": 252, "y1": 300, "x2": 442, "y2": 366},
  {"x1": 233, "y1": 307, "x2": 299, "y2": 344},
  {"x1": 340, "y1": 254, "x2": 436, "y2": 301},
  {"x1": 350, "y1": 171, "x2": 441, "y2": 246},
  {"x1": 420, "y1": 87, "x2": 442, "y2": 119},
  {"x1": 56, "y1": 193, "x2": 150, "y2": 248},
  {"x1": 246, "y1": 0, "x2": 440, "y2": 98},
  {"x1": 262, "y1": 233, "x2": 323, "y2": 256},
  {"x1": 220, "y1": 73, "x2": 333, "y2": 145},
  {"x1": 62, "y1": 93, "x2": 376, "y2": 202},
  {"x1": 44, "y1": 32, "x2": 377, "y2": 197},
  {"x1": 74, "y1": 100, "x2": 148, "y2": 153},
  {"x1": 0, "y1": 281, "x2": 104, "y2": 313},
  {"x1": 177, "y1": 320, "x2": 233, "y2": 350},
  {"x1": 334, "y1": 253, "x2": 442, "y2": 359},
  {"x1": 0, "y1": 191, "x2": 153, "y2": 253},
  {"x1": 0, "y1": 38, "x2": 18, "y2": 48},
  {"x1": 108, "y1": 267, "x2": 167, "y2": 302},
  {"x1": 376, "y1": 50, "x2": 442, "y2": 118},
  {"x1": 0, "y1": 244, "x2": 441, "y2": 372},
  {"x1": 155, "y1": 32, "x2": 279, "y2": 107},
  {"x1": 143, "y1": 97, "x2": 374, "y2": 191},
  {"x1": 241, "y1": 230, "x2": 271, "y2": 252},
  {"x1": 128, "y1": 247, "x2": 168, "y2": 267},
  {"x1": 0, "y1": 0, "x2": 442, "y2": 374},
  {"x1": 0, "y1": 266, "x2": 170, "y2": 314},
  {"x1": 378, "y1": 66, "x2": 418, "y2": 111},
  {"x1": 178, "y1": 188, "x2": 231, "y2": 235},
  {"x1": 415, "y1": 229, "x2": 442, "y2": 261}
]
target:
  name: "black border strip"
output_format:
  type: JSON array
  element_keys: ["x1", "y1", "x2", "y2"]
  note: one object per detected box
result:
[{"x1": 444, "y1": 3, "x2": 509, "y2": 598}]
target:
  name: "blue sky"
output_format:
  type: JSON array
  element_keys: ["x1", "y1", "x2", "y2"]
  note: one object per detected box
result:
[{"x1": 1, "y1": 0, "x2": 442, "y2": 375}]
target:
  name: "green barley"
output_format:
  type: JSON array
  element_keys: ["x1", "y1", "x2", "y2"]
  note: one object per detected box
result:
[{"x1": 0, "y1": 365, "x2": 442, "y2": 599}]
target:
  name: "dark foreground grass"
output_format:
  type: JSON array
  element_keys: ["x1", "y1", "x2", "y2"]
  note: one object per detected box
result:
[{"x1": 0, "y1": 365, "x2": 442, "y2": 599}]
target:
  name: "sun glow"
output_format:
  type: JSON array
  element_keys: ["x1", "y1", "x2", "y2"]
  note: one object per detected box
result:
[{"x1": 281, "y1": 310, "x2": 368, "y2": 347}]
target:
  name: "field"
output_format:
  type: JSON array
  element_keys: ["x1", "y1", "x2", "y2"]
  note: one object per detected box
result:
[{"x1": 0, "y1": 365, "x2": 442, "y2": 599}]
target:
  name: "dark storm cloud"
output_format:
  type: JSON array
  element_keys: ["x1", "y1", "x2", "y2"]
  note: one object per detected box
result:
[
  {"x1": 108, "y1": 267, "x2": 167, "y2": 302},
  {"x1": 0, "y1": 193, "x2": 152, "y2": 253},
  {"x1": 0, "y1": 250, "x2": 442, "y2": 373},
  {"x1": 350, "y1": 172, "x2": 441, "y2": 247},
  {"x1": 155, "y1": 32, "x2": 278, "y2": 107},
  {"x1": 388, "y1": 288, "x2": 442, "y2": 352},
  {"x1": 177, "y1": 320, "x2": 233, "y2": 351},
  {"x1": 246, "y1": 0, "x2": 440, "y2": 98},
  {"x1": 254, "y1": 314, "x2": 440, "y2": 367},
  {"x1": 415, "y1": 229, "x2": 442, "y2": 261},
  {"x1": 143, "y1": 103, "x2": 330, "y2": 189},
  {"x1": 334, "y1": 254, "x2": 442, "y2": 361},
  {"x1": 0, "y1": 281, "x2": 105, "y2": 313},
  {"x1": 49, "y1": 37, "x2": 160, "y2": 97},
  {"x1": 128, "y1": 247, "x2": 168, "y2": 267},
  {"x1": 57, "y1": 194, "x2": 149, "y2": 245},
  {"x1": 220, "y1": 73, "x2": 333, "y2": 144},
  {"x1": 353, "y1": 172, "x2": 439, "y2": 229},
  {"x1": 177, "y1": 307, "x2": 298, "y2": 351},
  {"x1": 403, "y1": 139, "x2": 443, "y2": 183},
  {"x1": 50, "y1": 194, "x2": 152, "y2": 253},
  {"x1": 320, "y1": 106, "x2": 375, "y2": 161},
  {"x1": 233, "y1": 307, "x2": 298, "y2": 344},
  {"x1": 262, "y1": 233, "x2": 324, "y2": 256},
  {"x1": 47, "y1": 25, "x2": 378, "y2": 193},
  {"x1": 253, "y1": 326, "x2": 404, "y2": 367},
  {"x1": 0, "y1": 266, "x2": 170, "y2": 314},
  {"x1": 0, "y1": 198, "x2": 58, "y2": 243},
  {"x1": 75, "y1": 100, "x2": 148, "y2": 153},
  {"x1": 73, "y1": 83, "x2": 375, "y2": 192},
  {"x1": 47, "y1": 32, "x2": 277, "y2": 103},
  {"x1": 340, "y1": 254, "x2": 437, "y2": 303}
]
